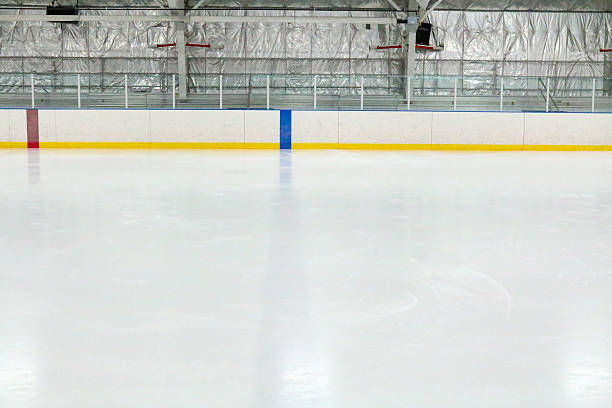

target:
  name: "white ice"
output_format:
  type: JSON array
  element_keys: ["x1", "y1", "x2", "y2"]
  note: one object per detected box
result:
[{"x1": 1, "y1": 149, "x2": 612, "y2": 408}]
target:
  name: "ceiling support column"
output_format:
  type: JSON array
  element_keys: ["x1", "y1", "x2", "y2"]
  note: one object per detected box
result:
[{"x1": 170, "y1": 0, "x2": 188, "y2": 99}]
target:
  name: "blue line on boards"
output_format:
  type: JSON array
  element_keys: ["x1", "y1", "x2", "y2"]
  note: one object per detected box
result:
[{"x1": 280, "y1": 110, "x2": 292, "y2": 150}]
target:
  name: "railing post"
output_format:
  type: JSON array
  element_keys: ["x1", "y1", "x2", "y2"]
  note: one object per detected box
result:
[
  {"x1": 31, "y1": 74, "x2": 35, "y2": 108},
  {"x1": 545, "y1": 77, "x2": 550, "y2": 112},
  {"x1": 500, "y1": 77, "x2": 504, "y2": 112},
  {"x1": 592, "y1": 78, "x2": 596, "y2": 112},
  {"x1": 360, "y1": 76, "x2": 364, "y2": 110},
  {"x1": 453, "y1": 77, "x2": 458, "y2": 111},
  {"x1": 406, "y1": 76, "x2": 411, "y2": 111},
  {"x1": 313, "y1": 76, "x2": 317, "y2": 110},
  {"x1": 172, "y1": 74, "x2": 176, "y2": 109},
  {"x1": 219, "y1": 74, "x2": 223, "y2": 109},
  {"x1": 266, "y1": 75, "x2": 270, "y2": 110},
  {"x1": 124, "y1": 74, "x2": 128, "y2": 109},
  {"x1": 77, "y1": 74, "x2": 81, "y2": 109}
]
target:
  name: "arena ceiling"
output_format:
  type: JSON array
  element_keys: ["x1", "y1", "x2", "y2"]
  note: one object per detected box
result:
[{"x1": 0, "y1": 0, "x2": 610, "y2": 12}]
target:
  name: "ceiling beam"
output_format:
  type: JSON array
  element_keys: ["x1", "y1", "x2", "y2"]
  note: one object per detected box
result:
[
  {"x1": 169, "y1": 0, "x2": 188, "y2": 99},
  {"x1": 386, "y1": 0, "x2": 402, "y2": 11},
  {"x1": 419, "y1": 0, "x2": 444, "y2": 23},
  {"x1": 0, "y1": 14, "x2": 401, "y2": 25}
]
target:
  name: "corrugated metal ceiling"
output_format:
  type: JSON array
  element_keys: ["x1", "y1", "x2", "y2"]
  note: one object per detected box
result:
[{"x1": 0, "y1": 1, "x2": 610, "y2": 11}]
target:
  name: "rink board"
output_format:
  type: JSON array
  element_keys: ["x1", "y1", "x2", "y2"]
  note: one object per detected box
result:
[{"x1": 1, "y1": 109, "x2": 611, "y2": 150}]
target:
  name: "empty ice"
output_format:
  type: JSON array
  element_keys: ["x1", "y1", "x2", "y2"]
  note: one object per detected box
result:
[{"x1": 1, "y1": 149, "x2": 612, "y2": 408}]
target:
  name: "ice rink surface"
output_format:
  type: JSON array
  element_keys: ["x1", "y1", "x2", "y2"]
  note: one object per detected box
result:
[{"x1": 1, "y1": 149, "x2": 612, "y2": 408}]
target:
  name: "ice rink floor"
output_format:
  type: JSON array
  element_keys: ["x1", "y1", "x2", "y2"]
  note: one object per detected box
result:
[{"x1": 1, "y1": 149, "x2": 612, "y2": 408}]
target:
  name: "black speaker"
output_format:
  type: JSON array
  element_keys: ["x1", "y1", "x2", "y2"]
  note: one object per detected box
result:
[
  {"x1": 416, "y1": 23, "x2": 432, "y2": 46},
  {"x1": 46, "y1": 6, "x2": 79, "y2": 23}
]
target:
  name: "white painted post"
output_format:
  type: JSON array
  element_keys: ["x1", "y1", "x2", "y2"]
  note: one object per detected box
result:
[
  {"x1": 406, "y1": 76, "x2": 411, "y2": 111},
  {"x1": 453, "y1": 77, "x2": 458, "y2": 111},
  {"x1": 77, "y1": 74, "x2": 81, "y2": 109},
  {"x1": 313, "y1": 76, "x2": 317, "y2": 110},
  {"x1": 406, "y1": 31, "x2": 417, "y2": 87},
  {"x1": 546, "y1": 77, "x2": 550, "y2": 112},
  {"x1": 124, "y1": 74, "x2": 128, "y2": 109},
  {"x1": 266, "y1": 75, "x2": 270, "y2": 110},
  {"x1": 592, "y1": 78, "x2": 596, "y2": 112},
  {"x1": 500, "y1": 77, "x2": 504, "y2": 112},
  {"x1": 172, "y1": 0, "x2": 188, "y2": 98},
  {"x1": 176, "y1": 27, "x2": 188, "y2": 98},
  {"x1": 172, "y1": 74, "x2": 176, "y2": 109},
  {"x1": 31, "y1": 74, "x2": 35, "y2": 108},
  {"x1": 360, "y1": 76, "x2": 364, "y2": 110},
  {"x1": 219, "y1": 74, "x2": 223, "y2": 109}
]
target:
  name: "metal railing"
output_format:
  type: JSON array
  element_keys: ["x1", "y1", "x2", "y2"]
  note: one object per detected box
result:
[{"x1": 0, "y1": 73, "x2": 610, "y2": 112}]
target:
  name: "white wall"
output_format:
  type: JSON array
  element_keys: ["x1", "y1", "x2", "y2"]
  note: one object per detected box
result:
[
  {"x1": 292, "y1": 110, "x2": 433, "y2": 146},
  {"x1": 339, "y1": 111, "x2": 431, "y2": 145},
  {"x1": 150, "y1": 110, "x2": 242, "y2": 143},
  {"x1": 53, "y1": 110, "x2": 150, "y2": 143},
  {"x1": 293, "y1": 111, "x2": 338, "y2": 145},
  {"x1": 293, "y1": 111, "x2": 610, "y2": 148},
  {"x1": 0, "y1": 110, "x2": 27, "y2": 143},
  {"x1": 432, "y1": 112, "x2": 524, "y2": 146},
  {"x1": 0, "y1": 110, "x2": 11, "y2": 142},
  {"x1": 10, "y1": 110, "x2": 27, "y2": 143},
  {"x1": 245, "y1": 110, "x2": 280, "y2": 144},
  {"x1": 524, "y1": 113, "x2": 612, "y2": 146},
  {"x1": 3, "y1": 109, "x2": 611, "y2": 149},
  {"x1": 38, "y1": 110, "x2": 56, "y2": 143},
  {"x1": 35, "y1": 109, "x2": 280, "y2": 145}
]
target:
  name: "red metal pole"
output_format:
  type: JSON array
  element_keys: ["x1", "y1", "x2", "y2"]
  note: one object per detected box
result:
[
  {"x1": 376, "y1": 45, "x2": 402, "y2": 50},
  {"x1": 186, "y1": 43, "x2": 211, "y2": 48}
]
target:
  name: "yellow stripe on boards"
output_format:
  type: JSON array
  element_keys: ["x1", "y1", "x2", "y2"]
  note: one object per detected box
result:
[
  {"x1": 244, "y1": 143, "x2": 280, "y2": 149},
  {"x1": 299, "y1": 144, "x2": 612, "y2": 151},
  {"x1": 34, "y1": 142, "x2": 280, "y2": 150},
  {"x1": 338, "y1": 143, "x2": 432, "y2": 150},
  {"x1": 431, "y1": 144, "x2": 524, "y2": 151},
  {"x1": 292, "y1": 143, "x2": 340, "y2": 149},
  {"x1": 3, "y1": 141, "x2": 612, "y2": 151},
  {"x1": 0, "y1": 142, "x2": 28, "y2": 148},
  {"x1": 149, "y1": 142, "x2": 243, "y2": 149},
  {"x1": 293, "y1": 143, "x2": 519, "y2": 151},
  {"x1": 40, "y1": 142, "x2": 149, "y2": 149},
  {"x1": 524, "y1": 145, "x2": 612, "y2": 151},
  {"x1": 149, "y1": 142, "x2": 279, "y2": 149}
]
